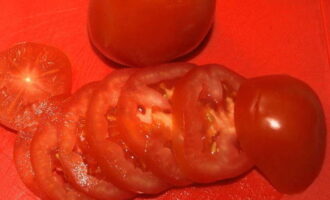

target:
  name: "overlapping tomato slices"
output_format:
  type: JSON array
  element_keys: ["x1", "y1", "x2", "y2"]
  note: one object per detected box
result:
[
  {"x1": 172, "y1": 64, "x2": 253, "y2": 183},
  {"x1": 58, "y1": 82, "x2": 134, "y2": 200},
  {"x1": 14, "y1": 95, "x2": 68, "y2": 199},
  {"x1": 86, "y1": 69, "x2": 170, "y2": 194},
  {"x1": 116, "y1": 63, "x2": 195, "y2": 186},
  {"x1": 0, "y1": 42, "x2": 72, "y2": 130},
  {"x1": 10, "y1": 61, "x2": 288, "y2": 200}
]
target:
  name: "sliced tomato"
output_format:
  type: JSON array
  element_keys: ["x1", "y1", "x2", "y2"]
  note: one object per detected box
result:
[
  {"x1": 86, "y1": 69, "x2": 170, "y2": 194},
  {"x1": 31, "y1": 119, "x2": 95, "y2": 200},
  {"x1": 14, "y1": 95, "x2": 68, "y2": 199},
  {"x1": 117, "y1": 63, "x2": 196, "y2": 186},
  {"x1": 0, "y1": 42, "x2": 72, "y2": 130},
  {"x1": 172, "y1": 64, "x2": 253, "y2": 183},
  {"x1": 58, "y1": 82, "x2": 134, "y2": 200}
]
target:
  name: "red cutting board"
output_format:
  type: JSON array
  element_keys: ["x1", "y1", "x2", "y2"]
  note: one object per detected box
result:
[{"x1": 0, "y1": 0, "x2": 329, "y2": 199}]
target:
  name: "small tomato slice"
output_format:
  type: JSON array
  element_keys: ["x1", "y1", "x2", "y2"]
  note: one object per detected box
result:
[
  {"x1": 31, "y1": 120, "x2": 93, "y2": 199},
  {"x1": 235, "y1": 75, "x2": 326, "y2": 193},
  {"x1": 14, "y1": 95, "x2": 68, "y2": 199},
  {"x1": 172, "y1": 64, "x2": 253, "y2": 183},
  {"x1": 117, "y1": 63, "x2": 196, "y2": 186},
  {"x1": 58, "y1": 82, "x2": 134, "y2": 200},
  {"x1": 87, "y1": 69, "x2": 170, "y2": 194},
  {"x1": 0, "y1": 42, "x2": 72, "y2": 129}
]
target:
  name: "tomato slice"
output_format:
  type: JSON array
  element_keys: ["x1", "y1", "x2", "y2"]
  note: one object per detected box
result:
[
  {"x1": 234, "y1": 75, "x2": 326, "y2": 193},
  {"x1": 117, "y1": 63, "x2": 196, "y2": 186},
  {"x1": 172, "y1": 64, "x2": 253, "y2": 183},
  {"x1": 14, "y1": 95, "x2": 67, "y2": 199},
  {"x1": 86, "y1": 69, "x2": 170, "y2": 194},
  {"x1": 0, "y1": 42, "x2": 72, "y2": 130},
  {"x1": 31, "y1": 120, "x2": 95, "y2": 200},
  {"x1": 58, "y1": 82, "x2": 134, "y2": 200}
]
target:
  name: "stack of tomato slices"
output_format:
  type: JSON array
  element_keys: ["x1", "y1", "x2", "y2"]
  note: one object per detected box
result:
[
  {"x1": 5, "y1": 43, "x2": 254, "y2": 200},
  {"x1": 3, "y1": 43, "x2": 325, "y2": 200}
]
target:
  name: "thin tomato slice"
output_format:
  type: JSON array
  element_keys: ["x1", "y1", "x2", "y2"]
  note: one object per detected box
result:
[
  {"x1": 58, "y1": 82, "x2": 134, "y2": 200},
  {"x1": 31, "y1": 120, "x2": 95, "y2": 200},
  {"x1": 172, "y1": 64, "x2": 253, "y2": 183},
  {"x1": 86, "y1": 69, "x2": 170, "y2": 194},
  {"x1": 14, "y1": 95, "x2": 67, "y2": 199},
  {"x1": 117, "y1": 63, "x2": 195, "y2": 186},
  {"x1": 0, "y1": 42, "x2": 72, "y2": 130}
]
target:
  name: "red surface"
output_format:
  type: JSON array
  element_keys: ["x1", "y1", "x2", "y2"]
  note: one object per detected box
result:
[{"x1": 0, "y1": 0, "x2": 329, "y2": 199}]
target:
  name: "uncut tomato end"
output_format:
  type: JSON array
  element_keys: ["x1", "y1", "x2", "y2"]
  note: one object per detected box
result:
[{"x1": 234, "y1": 75, "x2": 326, "y2": 194}]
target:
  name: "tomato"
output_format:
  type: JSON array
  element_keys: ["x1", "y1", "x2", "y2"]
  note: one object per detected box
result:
[
  {"x1": 31, "y1": 120, "x2": 94, "y2": 200},
  {"x1": 0, "y1": 42, "x2": 72, "y2": 130},
  {"x1": 88, "y1": 0, "x2": 215, "y2": 67},
  {"x1": 172, "y1": 64, "x2": 253, "y2": 183},
  {"x1": 86, "y1": 69, "x2": 170, "y2": 194},
  {"x1": 117, "y1": 63, "x2": 195, "y2": 186},
  {"x1": 59, "y1": 82, "x2": 134, "y2": 200},
  {"x1": 14, "y1": 95, "x2": 68, "y2": 199},
  {"x1": 234, "y1": 75, "x2": 326, "y2": 193}
]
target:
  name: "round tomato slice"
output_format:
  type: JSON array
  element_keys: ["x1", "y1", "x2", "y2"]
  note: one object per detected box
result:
[
  {"x1": 31, "y1": 121, "x2": 93, "y2": 199},
  {"x1": 86, "y1": 69, "x2": 170, "y2": 194},
  {"x1": 172, "y1": 64, "x2": 253, "y2": 183},
  {"x1": 235, "y1": 75, "x2": 326, "y2": 193},
  {"x1": 14, "y1": 95, "x2": 68, "y2": 199},
  {"x1": 0, "y1": 42, "x2": 72, "y2": 130},
  {"x1": 58, "y1": 82, "x2": 134, "y2": 200},
  {"x1": 117, "y1": 63, "x2": 195, "y2": 186}
]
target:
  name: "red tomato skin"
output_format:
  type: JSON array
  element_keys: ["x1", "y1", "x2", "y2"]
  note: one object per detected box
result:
[
  {"x1": 235, "y1": 75, "x2": 326, "y2": 193},
  {"x1": 88, "y1": 0, "x2": 215, "y2": 67}
]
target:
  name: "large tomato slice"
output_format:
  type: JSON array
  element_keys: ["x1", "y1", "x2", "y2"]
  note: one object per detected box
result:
[
  {"x1": 86, "y1": 69, "x2": 170, "y2": 194},
  {"x1": 172, "y1": 64, "x2": 253, "y2": 183},
  {"x1": 14, "y1": 95, "x2": 67, "y2": 199},
  {"x1": 58, "y1": 82, "x2": 134, "y2": 200},
  {"x1": 0, "y1": 42, "x2": 72, "y2": 130},
  {"x1": 117, "y1": 63, "x2": 195, "y2": 186}
]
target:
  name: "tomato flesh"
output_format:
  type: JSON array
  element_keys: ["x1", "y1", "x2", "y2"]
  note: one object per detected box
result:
[
  {"x1": 59, "y1": 82, "x2": 134, "y2": 200},
  {"x1": 235, "y1": 75, "x2": 326, "y2": 193},
  {"x1": 86, "y1": 69, "x2": 170, "y2": 194},
  {"x1": 88, "y1": 0, "x2": 215, "y2": 67},
  {"x1": 0, "y1": 42, "x2": 72, "y2": 130},
  {"x1": 117, "y1": 63, "x2": 196, "y2": 186},
  {"x1": 172, "y1": 64, "x2": 253, "y2": 183}
]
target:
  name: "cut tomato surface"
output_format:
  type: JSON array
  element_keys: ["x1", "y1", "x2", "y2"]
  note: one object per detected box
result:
[
  {"x1": 13, "y1": 95, "x2": 68, "y2": 199},
  {"x1": 0, "y1": 42, "x2": 72, "y2": 130},
  {"x1": 86, "y1": 69, "x2": 170, "y2": 194},
  {"x1": 58, "y1": 82, "x2": 134, "y2": 200},
  {"x1": 117, "y1": 63, "x2": 196, "y2": 186},
  {"x1": 172, "y1": 64, "x2": 253, "y2": 183}
]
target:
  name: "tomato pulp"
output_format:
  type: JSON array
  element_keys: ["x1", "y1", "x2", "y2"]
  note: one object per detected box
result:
[
  {"x1": 172, "y1": 64, "x2": 253, "y2": 183},
  {"x1": 235, "y1": 75, "x2": 326, "y2": 193},
  {"x1": 117, "y1": 63, "x2": 195, "y2": 186},
  {"x1": 88, "y1": 0, "x2": 215, "y2": 67},
  {"x1": 86, "y1": 69, "x2": 170, "y2": 194},
  {"x1": 58, "y1": 82, "x2": 134, "y2": 200}
]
